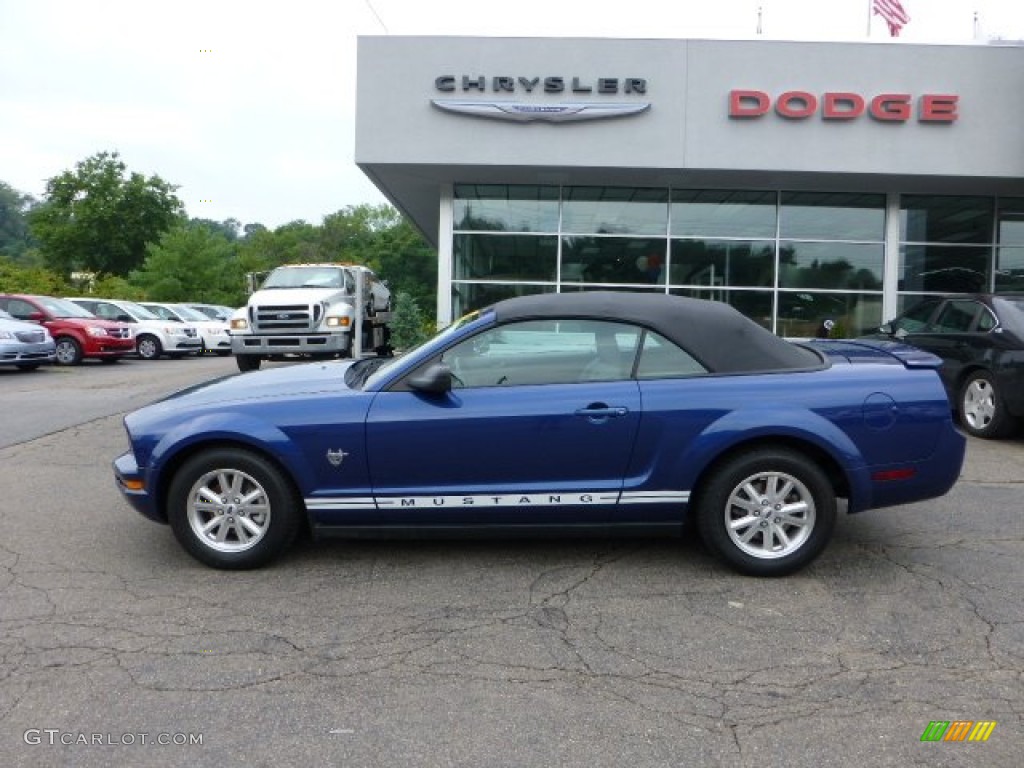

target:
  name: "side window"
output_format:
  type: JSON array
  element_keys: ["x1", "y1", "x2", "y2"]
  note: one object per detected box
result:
[
  {"x1": 894, "y1": 299, "x2": 941, "y2": 333},
  {"x1": 7, "y1": 299, "x2": 36, "y2": 319},
  {"x1": 93, "y1": 303, "x2": 118, "y2": 320},
  {"x1": 933, "y1": 300, "x2": 981, "y2": 333},
  {"x1": 976, "y1": 307, "x2": 997, "y2": 332},
  {"x1": 440, "y1": 319, "x2": 641, "y2": 387},
  {"x1": 636, "y1": 331, "x2": 708, "y2": 379}
]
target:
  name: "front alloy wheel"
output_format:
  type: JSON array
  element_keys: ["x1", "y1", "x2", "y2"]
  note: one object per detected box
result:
[
  {"x1": 697, "y1": 449, "x2": 836, "y2": 577},
  {"x1": 167, "y1": 449, "x2": 301, "y2": 569}
]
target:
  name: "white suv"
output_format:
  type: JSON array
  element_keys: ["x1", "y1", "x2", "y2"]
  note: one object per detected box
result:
[{"x1": 65, "y1": 298, "x2": 203, "y2": 360}]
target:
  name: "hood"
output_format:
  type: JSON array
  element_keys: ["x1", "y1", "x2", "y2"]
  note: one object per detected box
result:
[
  {"x1": 251, "y1": 287, "x2": 351, "y2": 304},
  {"x1": 54, "y1": 316, "x2": 129, "y2": 330},
  {"x1": 141, "y1": 360, "x2": 360, "y2": 414}
]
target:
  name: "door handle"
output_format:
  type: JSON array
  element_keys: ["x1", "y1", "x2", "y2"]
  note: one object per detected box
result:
[{"x1": 575, "y1": 405, "x2": 628, "y2": 418}]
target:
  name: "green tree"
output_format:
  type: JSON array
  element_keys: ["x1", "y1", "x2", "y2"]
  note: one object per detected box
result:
[
  {"x1": 0, "y1": 256, "x2": 70, "y2": 295},
  {"x1": 27, "y1": 151, "x2": 185, "y2": 277},
  {"x1": 389, "y1": 291, "x2": 431, "y2": 350},
  {"x1": 130, "y1": 223, "x2": 244, "y2": 304},
  {"x1": 0, "y1": 181, "x2": 36, "y2": 262}
]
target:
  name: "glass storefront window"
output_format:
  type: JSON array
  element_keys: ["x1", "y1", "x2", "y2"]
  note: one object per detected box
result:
[
  {"x1": 900, "y1": 195, "x2": 993, "y2": 244},
  {"x1": 561, "y1": 236, "x2": 667, "y2": 285},
  {"x1": 669, "y1": 239, "x2": 774, "y2": 288},
  {"x1": 898, "y1": 244, "x2": 992, "y2": 293},
  {"x1": 778, "y1": 242, "x2": 883, "y2": 290},
  {"x1": 996, "y1": 246, "x2": 1024, "y2": 292},
  {"x1": 454, "y1": 185, "x2": 559, "y2": 233},
  {"x1": 670, "y1": 190, "x2": 776, "y2": 239},
  {"x1": 669, "y1": 288, "x2": 774, "y2": 331},
  {"x1": 776, "y1": 291, "x2": 883, "y2": 338},
  {"x1": 997, "y1": 198, "x2": 1024, "y2": 246},
  {"x1": 561, "y1": 187, "x2": 668, "y2": 235},
  {"x1": 780, "y1": 192, "x2": 885, "y2": 241},
  {"x1": 454, "y1": 233, "x2": 558, "y2": 281},
  {"x1": 451, "y1": 282, "x2": 555, "y2": 318}
]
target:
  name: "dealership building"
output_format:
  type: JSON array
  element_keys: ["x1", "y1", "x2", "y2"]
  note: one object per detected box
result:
[{"x1": 355, "y1": 36, "x2": 1024, "y2": 335}]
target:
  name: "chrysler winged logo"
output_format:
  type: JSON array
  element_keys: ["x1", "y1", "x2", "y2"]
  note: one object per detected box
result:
[
  {"x1": 326, "y1": 449, "x2": 349, "y2": 467},
  {"x1": 431, "y1": 100, "x2": 650, "y2": 123}
]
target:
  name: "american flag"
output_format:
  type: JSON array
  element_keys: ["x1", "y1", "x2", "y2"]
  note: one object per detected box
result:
[{"x1": 873, "y1": 0, "x2": 910, "y2": 37}]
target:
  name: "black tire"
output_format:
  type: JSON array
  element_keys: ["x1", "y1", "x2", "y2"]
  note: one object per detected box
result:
[
  {"x1": 696, "y1": 448, "x2": 837, "y2": 577},
  {"x1": 54, "y1": 336, "x2": 83, "y2": 366},
  {"x1": 215, "y1": 350, "x2": 231, "y2": 357},
  {"x1": 16, "y1": 363, "x2": 41, "y2": 371},
  {"x1": 958, "y1": 370, "x2": 1017, "y2": 439},
  {"x1": 167, "y1": 448, "x2": 302, "y2": 569},
  {"x1": 137, "y1": 335, "x2": 162, "y2": 361},
  {"x1": 236, "y1": 354, "x2": 262, "y2": 372}
]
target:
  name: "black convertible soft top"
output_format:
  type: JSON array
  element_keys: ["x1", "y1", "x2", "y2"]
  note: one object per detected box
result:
[{"x1": 490, "y1": 291, "x2": 822, "y2": 373}]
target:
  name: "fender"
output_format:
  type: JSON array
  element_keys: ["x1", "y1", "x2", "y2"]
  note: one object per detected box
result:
[
  {"x1": 669, "y1": 406, "x2": 873, "y2": 512},
  {"x1": 146, "y1": 411, "x2": 319, "y2": 504}
]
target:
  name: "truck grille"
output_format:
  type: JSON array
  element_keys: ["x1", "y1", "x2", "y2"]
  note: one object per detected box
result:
[{"x1": 250, "y1": 303, "x2": 322, "y2": 332}]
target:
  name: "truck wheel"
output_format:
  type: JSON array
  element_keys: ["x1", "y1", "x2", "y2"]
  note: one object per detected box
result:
[{"x1": 236, "y1": 354, "x2": 262, "y2": 372}]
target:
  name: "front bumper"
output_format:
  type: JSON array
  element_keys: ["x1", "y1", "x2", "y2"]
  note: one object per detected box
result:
[
  {"x1": 231, "y1": 332, "x2": 351, "y2": 356},
  {"x1": 113, "y1": 451, "x2": 164, "y2": 523},
  {"x1": 0, "y1": 342, "x2": 56, "y2": 365}
]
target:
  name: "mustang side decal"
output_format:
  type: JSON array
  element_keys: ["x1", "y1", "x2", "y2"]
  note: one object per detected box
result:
[{"x1": 305, "y1": 491, "x2": 690, "y2": 511}]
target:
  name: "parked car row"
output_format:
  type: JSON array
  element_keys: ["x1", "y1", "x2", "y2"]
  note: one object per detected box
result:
[{"x1": 0, "y1": 293, "x2": 235, "y2": 369}]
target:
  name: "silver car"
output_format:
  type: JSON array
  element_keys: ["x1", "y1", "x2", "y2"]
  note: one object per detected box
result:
[{"x1": 0, "y1": 308, "x2": 56, "y2": 371}]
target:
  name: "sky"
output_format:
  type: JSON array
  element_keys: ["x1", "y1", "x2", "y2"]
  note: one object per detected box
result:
[{"x1": 1, "y1": 0, "x2": 1022, "y2": 229}]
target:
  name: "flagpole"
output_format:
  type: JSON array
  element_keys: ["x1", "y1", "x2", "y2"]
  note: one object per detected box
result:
[{"x1": 867, "y1": 0, "x2": 872, "y2": 37}]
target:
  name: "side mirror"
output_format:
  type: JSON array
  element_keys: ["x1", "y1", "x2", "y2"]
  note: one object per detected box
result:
[{"x1": 408, "y1": 363, "x2": 453, "y2": 394}]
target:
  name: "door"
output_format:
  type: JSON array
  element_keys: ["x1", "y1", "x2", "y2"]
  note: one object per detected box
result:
[{"x1": 364, "y1": 319, "x2": 644, "y2": 525}]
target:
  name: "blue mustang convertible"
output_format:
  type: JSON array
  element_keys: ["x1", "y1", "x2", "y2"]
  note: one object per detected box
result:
[{"x1": 114, "y1": 292, "x2": 965, "y2": 576}]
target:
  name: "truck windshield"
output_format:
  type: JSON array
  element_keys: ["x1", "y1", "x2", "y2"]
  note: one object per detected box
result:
[{"x1": 261, "y1": 267, "x2": 349, "y2": 290}]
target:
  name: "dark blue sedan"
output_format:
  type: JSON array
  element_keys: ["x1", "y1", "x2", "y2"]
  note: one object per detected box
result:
[{"x1": 114, "y1": 292, "x2": 965, "y2": 576}]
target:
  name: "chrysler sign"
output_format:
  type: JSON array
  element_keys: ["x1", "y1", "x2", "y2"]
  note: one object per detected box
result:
[
  {"x1": 729, "y1": 89, "x2": 959, "y2": 122},
  {"x1": 432, "y1": 75, "x2": 650, "y2": 123}
]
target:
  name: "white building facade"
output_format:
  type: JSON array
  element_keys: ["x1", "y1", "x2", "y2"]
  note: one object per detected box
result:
[{"x1": 356, "y1": 36, "x2": 1024, "y2": 335}]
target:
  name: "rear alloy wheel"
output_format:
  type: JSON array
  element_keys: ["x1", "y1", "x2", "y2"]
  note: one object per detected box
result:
[
  {"x1": 54, "y1": 337, "x2": 83, "y2": 365},
  {"x1": 697, "y1": 448, "x2": 836, "y2": 577},
  {"x1": 137, "y1": 335, "x2": 162, "y2": 360},
  {"x1": 167, "y1": 449, "x2": 301, "y2": 569},
  {"x1": 959, "y1": 371, "x2": 1016, "y2": 439}
]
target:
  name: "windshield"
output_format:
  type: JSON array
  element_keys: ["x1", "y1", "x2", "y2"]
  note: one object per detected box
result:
[
  {"x1": 357, "y1": 310, "x2": 484, "y2": 390},
  {"x1": 117, "y1": 300, "x2": 160, "y2": 320},
  {"x1": 34, "y1": 296, "x2": 96, "y2": 319},
  {"x1": 172, "y1": 304, "x2": 209, "y2": 321},
  {"x1": 262, "y1": 266, "x2": 350, "y2": 290}
]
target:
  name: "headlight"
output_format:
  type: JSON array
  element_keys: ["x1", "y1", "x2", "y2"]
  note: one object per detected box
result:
[
  {"x1": 230, "y1": 318, "x2": 248, "y2": 331},
  {"x1": 326, "y1": 316, "x2": 351, "y2": 328},
  {"x1": 0, "y1": 331, "x2": 15, "y2": 340},
  {"x1": 87, "y1": 326, "x2": 107, "y2": 337}
]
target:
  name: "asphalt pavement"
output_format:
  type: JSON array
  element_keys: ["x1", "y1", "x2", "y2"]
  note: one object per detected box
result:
[{"x1": 0, "y1": 357, "x2": 1021, "y2": 767}]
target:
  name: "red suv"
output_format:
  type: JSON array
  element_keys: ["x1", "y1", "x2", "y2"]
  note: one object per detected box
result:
[{"x1": 0, "y1": 294, "x2": 135, "y2": 365}]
